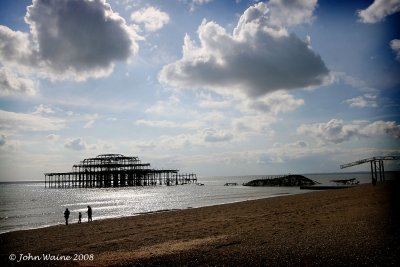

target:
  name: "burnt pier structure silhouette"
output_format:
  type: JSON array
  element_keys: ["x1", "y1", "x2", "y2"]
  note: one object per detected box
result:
[
  {"x1": 340, "y1": 156, "x2": 400, "y2": 185},
  {"x1": 44, "y1": 154, "x2": 197, "y2": 188}
]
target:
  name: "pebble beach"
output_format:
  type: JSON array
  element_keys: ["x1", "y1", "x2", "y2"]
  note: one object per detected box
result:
[{"x1": 1, "y1": 181, "x2": 399, "y2": 266}]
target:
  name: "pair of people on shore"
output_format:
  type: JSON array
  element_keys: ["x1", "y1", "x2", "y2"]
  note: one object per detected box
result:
[{"x1": 64, "y1": 206, "x2": 92, "y2": 225}]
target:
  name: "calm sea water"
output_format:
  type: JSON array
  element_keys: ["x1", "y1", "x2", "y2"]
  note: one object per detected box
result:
[{"x1": 0, "y1": 172, "x2": 390, "y2": 234}]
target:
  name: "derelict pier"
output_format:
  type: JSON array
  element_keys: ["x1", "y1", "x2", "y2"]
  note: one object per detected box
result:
[
  {"x1": 44, "y1": 154, "x2": 197, "y2": 188},
  {"x1": 340, "y1": 156, "x2": 400, "y2": 185}
]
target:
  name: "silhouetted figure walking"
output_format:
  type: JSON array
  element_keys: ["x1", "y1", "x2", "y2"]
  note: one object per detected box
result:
[
  {"x1": 78, "y1": 212, "x2": 82, "y2": 224},
  {"x1": 64, "y1": 208, "x2": 70, "y2": 225},
  {"x1": 87, "y1": 206, "x2": 92, "y2": 222}
]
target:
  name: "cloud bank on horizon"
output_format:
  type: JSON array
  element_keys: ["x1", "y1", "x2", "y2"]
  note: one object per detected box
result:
[{"x1": 0, "y1": 0, "x2": 399, "y2": 180}]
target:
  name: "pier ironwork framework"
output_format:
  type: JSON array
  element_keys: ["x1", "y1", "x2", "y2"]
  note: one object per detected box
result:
[
  {"x1": 45, "y1": 154, "x2": 197, "y2": 188},
  {"x1": 340, "y1": 156, "x2": 400, "y2": 185}
]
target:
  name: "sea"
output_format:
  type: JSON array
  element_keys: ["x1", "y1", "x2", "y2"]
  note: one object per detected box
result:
[{"x1": 0, "y1": 172, "x2": 395, "y2": 234}]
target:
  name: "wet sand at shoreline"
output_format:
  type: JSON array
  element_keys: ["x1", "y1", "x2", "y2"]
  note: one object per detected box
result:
[{"x1": 1, "y1": 182, "x2": 399, "y2": 266}]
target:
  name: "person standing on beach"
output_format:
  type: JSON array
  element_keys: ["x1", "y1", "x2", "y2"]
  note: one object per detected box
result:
[
  {"x1": 64, "y1": 208, "x2": 70, "y2": 225},
  {"x1": 78, "y1": 212, "x2": 82, "y2": 224},
  {"x1": 87, "y1": 206, "x2": 92, "y2": 222}
]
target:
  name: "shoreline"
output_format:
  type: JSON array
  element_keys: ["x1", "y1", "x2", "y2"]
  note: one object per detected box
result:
[
  {"x1": 0, "y1": 209, "x2": 184, "y2": 236},
  {"x1": 0, "y1": 189, "x2": 304, "y2": 235},
  {"x1": 1, "y1": 182, "x2": 399, "y2": 266},
  {"x1": 0, "y1": 192, "x2": 300, "y2": 236}
]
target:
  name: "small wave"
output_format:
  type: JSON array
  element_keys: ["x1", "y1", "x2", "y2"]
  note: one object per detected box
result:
[
  {"x1": 0, "y1": 211, "x2": 57, "y2": 220},
  {"x1": 61, "y1": 200, "x2": 115, "y2": 207}
]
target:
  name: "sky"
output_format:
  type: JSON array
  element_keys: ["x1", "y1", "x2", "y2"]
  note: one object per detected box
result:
[{"x1": 0, "y1": 0, "x2": 400, "y2": 181}]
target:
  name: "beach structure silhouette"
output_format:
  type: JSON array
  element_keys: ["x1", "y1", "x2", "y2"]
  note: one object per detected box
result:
[
  {"x1": 64, "y1": 208, "x2": 70, "y2": 225},
  {"x1": 340, "y1": 156, "x2": 400, "y2": 185},
  {"x1": 45, "y1": 154, "x2": 197, "y2": 188},
  {"x1": 87, "y1": 206, "x2": 92, "y2": 222}
]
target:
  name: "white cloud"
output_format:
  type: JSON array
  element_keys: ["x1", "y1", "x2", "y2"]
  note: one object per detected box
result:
[
  {"x1": 144, "y1": 95, "x2": 184, "y2": 115},
  {"x1": 197, "y1": 92, "x2": 232, "y2": 109},
  {"x1": 193, "y1": 0, "x2": 213, "y2": 4},
  {"x1": 33, "y1": 104, "x2": 56, "y2": 115},
  {"x1": 274, "y1": 141, "x2": 308, "y2": 149},
  {"x1": 297, "y1": 119, "x2": 361, "y2": 144},
  {"x1": 198, "y1": 98, "x2": 232, "y2": 109},
  {"x1": 267, "y1": 0, "x2": 318, "y2": 27},
  {"x1": 115, "y1": 0, "x2": 142, "y2": 10},
  {"x1": 297, "y1": 119, "x2": 400, "y2": 144},
  {"x1": 131, "y1": 140, "x2": 157, "y2": 151},
  {"x1": 158, "y1": 129, "x2": 233, "y2": 148},
  {"x1": 131, "y1": 6, "x2": 170, "y2": 32},
  {"x1": 361, "y1": 120, "x2": 400, "y2": 138},
  {"x1": 134, "y1": 119, "x2": 179, "y2": 128},
  {"x1": 64, "y1": 138, "x2": 86, "y2": 151},
  {"x1": 344, "y1": 94, "x2": 378, "y2": 108},
  {"x1": 0, "y1": 0, "x2": 139, "y2": 81},
  {"x1": 0, "y1": 26, "x2": 35, "y2": 71},
  {"x1": 0, "y1": 109, "x2": 65, "y2": 134},
  {"x1": 101, "y1": 142, "x2": 114, "y2": 150},
  {"x1": 333, "y1": 72, "x2": 376, "y2": 93},
  {"x1": 139, "y1": 90, "x2": 301, "y2": 148},
  {"x1": 130, "y1": 126, "x2": 235, "y2": 153},
  {"x1": 199, "y1": 110, "x2": 225, "y2": 124},
  {"x1": 0, "y1": 67, "x2": 37, "y2": 96},
  {"x1": 257, "y1": 141, "x2": 341, "y2": 165},
  {"x1": 83, "y1": 113, "x2": 99, "y2": 129},
  {"x1": 189, "y1": 0, "x2": 214, "y2": 11},
  {"x1": 64, "y1": 138, "x2": 114, "y2": 152},
  {"x1": 358, "y1": 0, "x2": 400, "y2": 23},
  {"x1": 244, "y1": 91, "x2": 304, "y2": 114},
  {"x1": 46, "y1": 134, "x2": 60, "y2": 141},
  {"x1": 159, "y1": 2, "x2": 329, "y2": 98},
  {"x1": 233, "y1": 114, "x2": 277, "y2": 134},
  {"x1": 203, "y1": 128, "x2": 233, "y2": 143},
  {"x1": 134, "y1": 116, "x2": 212, "y2": 130},
  {"x1": 83, "y1": 120, "x2": 95, "y2": 129},
  {"x1": 158, "y1": 133, "x2": 195, "y2": 150},
  {"x1": 198, "y1": 90, "x2": 304, "y2": 131},
  {"x1": 0, "y1": 134, "x2": 5, "y2": 146},
  {"x1": 390, "y1": 39, "x2": 400, "y2": 61}
]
